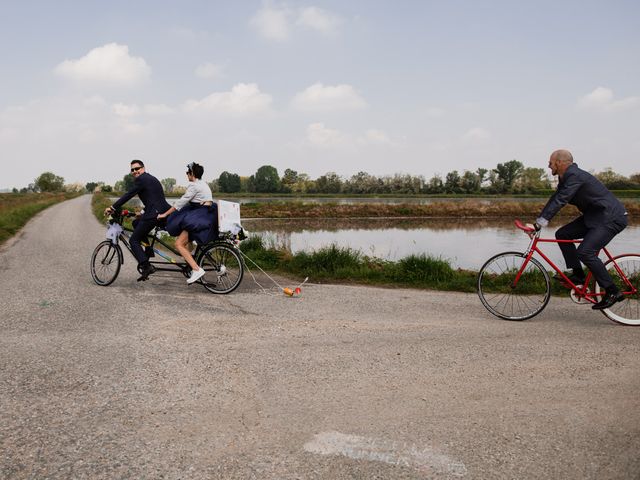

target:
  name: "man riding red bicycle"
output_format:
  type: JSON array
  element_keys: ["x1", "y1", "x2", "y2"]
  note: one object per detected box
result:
[{"x1": 527, "y1": 149, "x2": 628, "y2": 310}]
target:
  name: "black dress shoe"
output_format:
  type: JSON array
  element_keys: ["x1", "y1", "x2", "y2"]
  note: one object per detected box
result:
[
  {"x1": 137, "y1": 263, "x2": 156, "y2": 282},
  {"x1": 592, "y1": 290, "x2": 625, "y2": 310}
]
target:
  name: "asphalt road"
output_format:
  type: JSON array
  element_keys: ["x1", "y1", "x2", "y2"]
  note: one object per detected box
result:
[{"x1": 1, "y1": 194, "x2": 639, "y2": 479}]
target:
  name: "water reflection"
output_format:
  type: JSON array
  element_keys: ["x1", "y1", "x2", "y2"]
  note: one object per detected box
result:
[{"x1": 243, "y1": 217, "x2": 640, "y2": 270}]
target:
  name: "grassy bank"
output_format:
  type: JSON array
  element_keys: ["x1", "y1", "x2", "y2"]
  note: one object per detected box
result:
[{"x1": 0, "y1": 192, "x2": 81, "y2": 245}]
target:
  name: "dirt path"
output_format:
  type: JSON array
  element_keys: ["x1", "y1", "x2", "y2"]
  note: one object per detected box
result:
[{"x1": 1, "y1": 194, "x2": 638, "y2": 479}]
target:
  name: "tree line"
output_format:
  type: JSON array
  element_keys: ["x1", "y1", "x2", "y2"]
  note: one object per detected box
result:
[
  {"x1": 211, "y1": 161, "x2": 640, "y2": 195},
  {"x1": 10, "y1": 161, "x2": 640, "y2": 195}
]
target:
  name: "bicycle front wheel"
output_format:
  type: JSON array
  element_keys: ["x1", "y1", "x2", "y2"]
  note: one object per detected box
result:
[
  {"x1": 91, "y1": 240, "x2": 122, "y2": 286},
  {"x1": 594, "y1": 254, "x2": 640, "y2": 326},
  {"x1": 198, "y1": 243, "x2": 244, "y2": 294},
  {"x1": 477, "y1": 252, "x2": 551, "y2": 321}
]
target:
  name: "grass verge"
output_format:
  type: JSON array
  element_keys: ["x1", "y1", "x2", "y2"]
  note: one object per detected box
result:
[{"x1": 0, "y1": 192, "x2": 81, "y2": 245}]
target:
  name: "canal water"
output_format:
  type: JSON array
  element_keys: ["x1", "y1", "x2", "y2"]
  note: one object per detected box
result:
[{"x1": 243, "y1": 217, "x2": 640, "y2": 270}]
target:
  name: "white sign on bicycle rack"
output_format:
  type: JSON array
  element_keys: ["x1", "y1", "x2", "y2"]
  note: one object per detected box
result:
[{"x1": 217, "y1": 200, "x2": 242, "y2": 234}]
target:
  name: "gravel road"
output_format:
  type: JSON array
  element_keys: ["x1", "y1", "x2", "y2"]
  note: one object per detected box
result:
[{"x1": 1, "y1": 194, "x2": 639, "y2": 479}]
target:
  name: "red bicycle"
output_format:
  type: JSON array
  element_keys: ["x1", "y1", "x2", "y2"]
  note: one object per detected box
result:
[{"x1": 477, "y1": 219, "x2": 640, "y2": 325}]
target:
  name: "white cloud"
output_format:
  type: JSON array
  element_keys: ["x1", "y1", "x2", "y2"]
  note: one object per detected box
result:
[
  {"x1": 249, "y1": 3, "x2": 292, "y2": 41},
  {"x1": 306, "y1": 124, "x2": 394, "y2": 149},
  {"x1": 297, "y1": 6, "x2": 342, "y2": 34},
  {"x1": 578, "y1": 86, "x2": 640, "y2": 112},
  {"x1": 183, "y1": 83, "x2": 273, "y2": 115},
  {"x1": 250, "y1": 3, "x2": 342, "y2": 41},
  {"x1": 112, "y1": 103, "x2": 173, "y2": 117},
  {"x1": 359, "y1": 129, "x2": 392, "y2": 146},
  {"x1": 112, "y1": 103, "x2": 141, "y2": 117},
  {"x1": 195, "y1": 62, "x2": 225, "y2": 80},
  {"x1": 306, "y1": 122, "x2": 349, "y2": 148},
  {"x1": 54, "y1": 43, "x2": 151, "y2": 87},
  {"x1": 144, "y1": 104, "x2": 174, "y2": 115},
  {"x1": 462, "y1": 127, "x2": 491, "y2": 143},
  {"x1": 292, "y1": 83, "x2": 366, "y2": 112}
]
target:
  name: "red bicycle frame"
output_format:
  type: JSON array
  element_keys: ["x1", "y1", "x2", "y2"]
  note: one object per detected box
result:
[{"x1": 512, "y1": 219, "x2": 637, "y2": 304}]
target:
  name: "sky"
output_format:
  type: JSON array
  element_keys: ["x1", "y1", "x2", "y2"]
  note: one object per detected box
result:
[{"x1": 1, "y1": 0, "x2": 639, "y2": 189}]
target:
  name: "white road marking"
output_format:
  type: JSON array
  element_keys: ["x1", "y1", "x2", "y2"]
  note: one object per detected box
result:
[{"x1": 304, "y1": 431, "x2": 467, "y2": 476}]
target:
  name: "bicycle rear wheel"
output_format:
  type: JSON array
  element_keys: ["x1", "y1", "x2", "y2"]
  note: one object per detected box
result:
[
  {"x1": 594, "y1": 254, "x2": 640, "y2": 326},
  {"x1": 477, "y1": 252, "x2": 551, "y2": 320},
  {"x1": 198, "y1": 243, "x2": 244, "y2": 294},
  {"x1": 91, "y1": 240, "x2": 122, "y2": 286}
]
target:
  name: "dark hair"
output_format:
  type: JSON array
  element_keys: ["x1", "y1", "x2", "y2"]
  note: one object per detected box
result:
[
  {"x1": 131, "y1": 159, "x2": 145, "y2": 168},
  {"x1": 187, "y1": 162, "x2": 204, "y2": 179}
]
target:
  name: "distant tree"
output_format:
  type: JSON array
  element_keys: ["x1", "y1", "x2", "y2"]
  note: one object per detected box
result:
[
  {"x1": 476, "y1": 168, "x2": 488, "y2": 187},
  {"x1": 426, "y1": 174, "x2": 444, "y2": 194},
  {"x1": 460, "y1": 171, "x2": 481, "y2": 193},
  {"x1": 486, "y1": 170, "x2": 503, "y2": 194},
  {"x1": 513, "y1": 167, "x2": 551, "y2": 193},
  {"x1": 252, "y1": 165, "x2": 281, "y2": 193},
  {"x1": 208, "y1": 179, "x2": 219, "y2": 193},
  {"x1": 85, "y1": 182, "x2": 99, "y2": 193},
  {"x1": 493, "y1": 160, "x2": 524, "y2": 193},
  {"x1": 292, "y1": 173, "x2": 314, "y2": 193},
  {"x1": 101, "y1": 184, "x2": 113, "y2": 192},
  {"x1": 65, "y1": 182, "x2": 85, "y2": 193},
  {"x1": 34, "y1": 172, "x2": 65, "y2": 192},
  {"x1": 383, "y1": 173, "x2": 421, "y2": 194},
  {"x1": 218, "y1": 171, "x2": 242, "y2": 193},
  {"x1": 281, "y1": 168, "x2": 299, "y2": 193},
  {"x1": 596, "y1": 168, "x2": 636, "y2": 189},
  {"x1": 347, "y1": 171, "x2": 379, "y2": 194},
  {"x1": 240, "y1": 176, "x2": 251, "y2": 193},
  {"x1": 444, "y1": 170, "x2": 461, "y2": 193},
  {"x1": 114, "y1": 173, "x2": 135, "y2": 192},
  {"x1": 315, "y1": 172, "x2": 343, "y2": 193},
  {"x1": 12, "y1": 187, "x2": 18, "y2": 194},
  {"x1": 160, "y1": 177, "x2": 176, "y2": 193}
]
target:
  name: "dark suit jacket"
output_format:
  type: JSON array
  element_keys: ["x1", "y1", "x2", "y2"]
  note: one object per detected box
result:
[
  {"x1": 112, "y1": 172, "x2": 171, "y2": 220},
  {"x1": 539, "y1": 163, "x2": 627, "y2": 228}
]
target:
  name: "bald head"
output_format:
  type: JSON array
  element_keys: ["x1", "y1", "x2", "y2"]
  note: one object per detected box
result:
[
  {"x1": 548, "y1": 149, "x2": 574, "y2": 176},
  {"x1": 551, "y1": 149, "x2": 573, "y2": 164}
]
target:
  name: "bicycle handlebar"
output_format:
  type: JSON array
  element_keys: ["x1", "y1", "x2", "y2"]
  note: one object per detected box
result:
[
  {"x1": 514, "y1": 218, "x2": 535, "y2": 233},
  {"x1": 108, "y1": 209, "x2": 137, "y2": 224}
]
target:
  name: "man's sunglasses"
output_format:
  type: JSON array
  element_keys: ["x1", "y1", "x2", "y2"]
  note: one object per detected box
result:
[{"x1": 130, "y1": 166, "x2": 143, "y2": 173}]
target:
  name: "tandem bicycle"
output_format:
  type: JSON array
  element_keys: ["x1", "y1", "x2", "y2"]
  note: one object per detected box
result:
[
  {"x1": 90, "y1": 209, "x2": 245, "y2": 294},
  {"x1": 476, "y1": 219, "x2": 639, "y2": 325}
]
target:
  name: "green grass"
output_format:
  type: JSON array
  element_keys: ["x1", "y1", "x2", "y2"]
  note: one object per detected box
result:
[
  {"x1": 240, "y1": 236, "x2": 478, "y2": 291},
  {"x1": 0, "y1": 192, "x2": 81, "y2": 245}
]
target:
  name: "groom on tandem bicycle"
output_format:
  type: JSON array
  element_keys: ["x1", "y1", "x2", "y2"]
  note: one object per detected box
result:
[
  {"x1": 104, "y1": 159, "x2": 171, "y2": 281},
  {"x1": 526, "y1": 149, "x2": 628, "y2": 310}
]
